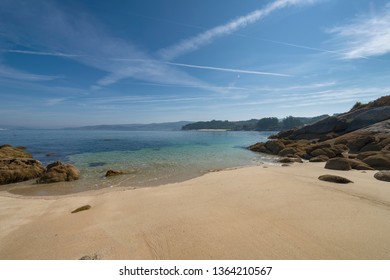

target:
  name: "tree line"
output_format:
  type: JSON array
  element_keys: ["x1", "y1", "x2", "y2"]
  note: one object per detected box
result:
[{"x1": 182, "y1": 115, "x2": 328, "y2": 131}]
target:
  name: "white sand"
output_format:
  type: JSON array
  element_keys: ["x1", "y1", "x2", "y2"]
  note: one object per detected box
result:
[{"x1": 0, "y1": 162, "x2": 389, "y2": 259}]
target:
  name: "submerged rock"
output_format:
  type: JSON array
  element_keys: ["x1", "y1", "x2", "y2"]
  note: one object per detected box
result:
[
  {"x1": 105, "y1": 170, "x2": 126, "y2": 177},
  {"x1": 37, "y1": 161, "x2": 80, "y2": 184}
]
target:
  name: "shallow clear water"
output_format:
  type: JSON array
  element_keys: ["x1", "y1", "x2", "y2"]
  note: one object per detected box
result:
[{"x1": 0, "y1": 129, "x2": 276, "y2": 195}]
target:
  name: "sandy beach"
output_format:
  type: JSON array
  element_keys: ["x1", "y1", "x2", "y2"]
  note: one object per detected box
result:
[{"x1": 0, "y1": 162, "x2": 389, "y2": 260}]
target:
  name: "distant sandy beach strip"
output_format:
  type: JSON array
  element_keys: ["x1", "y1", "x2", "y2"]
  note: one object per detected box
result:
[{"x1": 0, "y1": 162, "x2": 389, "y2": 260}]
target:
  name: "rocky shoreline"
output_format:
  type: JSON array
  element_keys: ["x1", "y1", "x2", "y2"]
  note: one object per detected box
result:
[
  {"x1": 0, "y1": 144, "x2": 80, "y2": 185},
  {"x1": 249, "y1": 96, "x2": 390, "y2": 181}
]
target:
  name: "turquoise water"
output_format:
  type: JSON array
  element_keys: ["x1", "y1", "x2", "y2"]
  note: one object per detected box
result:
[{"x1": 0, "y1": 130, "x2": 276, "y2": 195}]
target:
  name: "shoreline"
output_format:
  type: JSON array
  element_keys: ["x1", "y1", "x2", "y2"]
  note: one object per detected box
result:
[
  {"x1": 1, "y1": 156, "x2": 279, "y2": 197},
  {"x1": 1, "y1": 162, "x2": 390, "y2": 259}
]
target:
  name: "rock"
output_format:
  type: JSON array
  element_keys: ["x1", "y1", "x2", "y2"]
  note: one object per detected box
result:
[
  {"x1": 265, "y1": 140, "x2": 285, "y2": 154},
  {"x1": 359, "y1": 142, "x2": 382, "y2": 152},
  {"x1": 0, "y1": 159, "x2": 45, "y2": 185},
  {"x1": 71, "y1": 205, "x2": 91, "y2": 213},
  {"x1": 278, "y1": 157, "x2": 303, "y2": 163},
  {"x1": 325, "y1": 158, "x2": 351, "y2": 171},
  {"x1": 105, "y1": 170, "x2": 126, "y2": 177},
  {"x1": 0, "y1": 145, "x2": 32, "y2": 159},
  {"x1": 333, "y1": 144, "x2": 349, "y2": 155},
  {"x1": 306, "y1": 143, "x2": 332, "y2": 154},
  {"x1": 374, "y1": 171, "x2": 390, "y2": 182},
  {"x1": 362, "y1": 153, "x2": 390, "y2": 170},
  {"x1": 248, "y1": 142, "x2": 270, "y2": 154},
  {"x1": 310, "y1": 148, "x2": 336, "y2": 158},
  {"x1": 346, "y1": 159, "x2": 375, "y2": 170},
  {"x1": 357, "y1": 151, "x2": 380, "y2": 161},
  {"x1": 79, "y1": 254, "x2": 99, "y2": 260},
  {"x1": 318, "y1": 174, "x2": 353, "y2": 184},
  {"x1": 272, "y1": 96, "x2": 390, "y2": 141},
  {"x1": 309, "y1": 155, "x2": 329, "y2": 162},
  {"x1": 346, "y1": 135, "x2": 375, "y2": 152},
  {"x1": 0, "y1": 144, "x2": 12, "y2": 148},
  {"x1": 346, "y1": 106, "x2": 390, "y2": 132},
  {"x1": 37, "y1": 161, "x2": 80, "y2": 184},
  {"x1": 278, "y1": 147, "x2": 299, "y2": 157},
  {"x1": 89, "y1": 162, "x2": 106, "y2": 167}
]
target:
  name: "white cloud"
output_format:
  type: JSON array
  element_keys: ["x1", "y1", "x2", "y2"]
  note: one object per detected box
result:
[
  {"x1": 0, "y1": 0, "x2": 315, "y2": 91},
  {"x1": 158, "y1": 0, "x2": 318, "y2": 60},
  {"x1": 0, "y1": 0, "x2": 208, "y2": 89},
  {"x1": 328, "y1": 3, "x2": 390, "y2": 59}
]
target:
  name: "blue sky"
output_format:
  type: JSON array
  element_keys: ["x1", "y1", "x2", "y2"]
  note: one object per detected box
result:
[{"x1": 1, "y1": 0, "x2": 390, "y2": 128}]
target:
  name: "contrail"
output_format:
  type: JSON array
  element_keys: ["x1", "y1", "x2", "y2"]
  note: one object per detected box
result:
[
  {"x1": 166, "y1": 61, "x2": 292, "y2": 77},
  {"x1": 158, "y1": 0, "x2": 317, "y2": 60},
  {"x1": 111, "y1": 58, "x2": 292, "y2": 77},
  {"x1": 5, "y1": 49, "x2": 81, "y2": 57}
]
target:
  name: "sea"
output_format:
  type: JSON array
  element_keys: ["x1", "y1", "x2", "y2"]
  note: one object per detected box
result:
[{"x1": 0, "y1": 129, "x2": 276, "y2": 196}]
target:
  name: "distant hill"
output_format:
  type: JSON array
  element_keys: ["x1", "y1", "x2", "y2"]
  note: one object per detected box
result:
[
  {"x1": 182, "y1": 115, "x2": 329, "y2": 131},
  {"x1": 66, "y1": 121, "x2": 193, "y2": 131}
]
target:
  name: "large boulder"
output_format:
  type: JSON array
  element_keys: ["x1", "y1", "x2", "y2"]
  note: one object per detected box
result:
[
  {"x1": 362, "y1": 153, "x2": 390, "y2": 170},
  {"x1": 37, "y1": 161, "x2": 80, "y2": 184},
  {"x1": 248, "y1": 142, "x2": 269, "y2": 154},
  {"x1": 374, "y1": 171, "x2": 390, "y2": 182},
  {"x1": 310, "y1": 148, "x2": 336, "y2": 158},
  {"x1": 264, "y1": 140, "x2": 285, "y2": 154},
  {"x1": 0, "y1": 159, "x2": 45, "y2": 185},
  {"x1": 309, "y1": 155, "x2": 329, "y2": 162},
  {"x1": 346, "y1": 159, "x2": 375, "y2": 170},
  {"x1": 325, "y1": 158, "x2": 352, "y2": 171},
  {"x1": 345, "y1": 135, "x2": 376, "y2": 153},
  {"x1": 278, "y1": 147, "x2": 300, "y2": 157}
]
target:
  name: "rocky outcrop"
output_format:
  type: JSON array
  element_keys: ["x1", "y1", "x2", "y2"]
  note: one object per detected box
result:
[
  {"x1": 0, "y1": 158, "x2": 45, "y2": 185},
  {"x1": 37, "y1": 161, "x2": 80, "y2": 184},
  {"x1": 0, "y1": 144, "x2": 46, "y2": 185},
  {"x1": 0, "y1": 144, "x2": 32, "y2": 159},
  {"x1": 273, "y1": 96, "x2": 390, "y2": 140},
  {"x1": 318, "y1": 174, "x2": 353, "y2": 184},
  {"x1": 249, "y1": 96, "x2": 390, "y2": 171}
]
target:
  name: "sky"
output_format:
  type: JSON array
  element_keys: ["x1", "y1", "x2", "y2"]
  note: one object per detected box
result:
[{"x1": 0, "y1": 0, "x2": 390, "y2": 128}]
